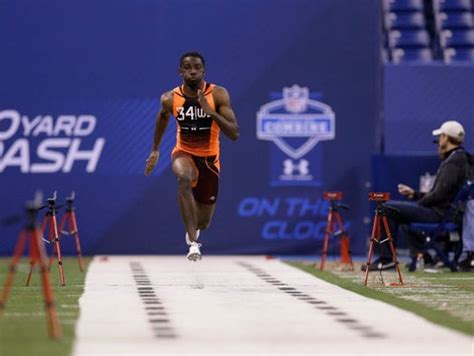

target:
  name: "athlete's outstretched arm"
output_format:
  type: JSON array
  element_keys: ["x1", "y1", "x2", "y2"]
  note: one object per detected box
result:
[
  {"x1": 144, "y1": 92, "x2": 172, "y2": 176},
  {"x1": 198, "y1": 86, "x2": 239, "y2": 141}
]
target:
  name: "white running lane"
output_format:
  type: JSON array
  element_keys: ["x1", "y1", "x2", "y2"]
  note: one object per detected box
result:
[{"x1": 73, "y1": 256, "x2": 473, "y2": 356}]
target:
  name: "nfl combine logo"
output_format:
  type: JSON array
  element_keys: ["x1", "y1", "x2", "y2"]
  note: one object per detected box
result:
[{"x1": 256, "y1": 85, "x2": 335, "y2": 186}]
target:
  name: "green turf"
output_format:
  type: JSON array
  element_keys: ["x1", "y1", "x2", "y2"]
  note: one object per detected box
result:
[
  {"x1": 0, "y1": 257, "x2": 90, "y2": 356},
  {"x1": 288, "y1": 262, "x2": 474, "y2": 336}
]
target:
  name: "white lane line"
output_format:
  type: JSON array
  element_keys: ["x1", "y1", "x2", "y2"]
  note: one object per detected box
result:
[{"x1": 73, "y1": 256, "x2": 473, "y2": 356}]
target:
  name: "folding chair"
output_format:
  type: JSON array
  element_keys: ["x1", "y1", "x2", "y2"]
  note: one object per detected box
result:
[{"x1": 408, "y1": 181, "x2": 473, "y2": 272}]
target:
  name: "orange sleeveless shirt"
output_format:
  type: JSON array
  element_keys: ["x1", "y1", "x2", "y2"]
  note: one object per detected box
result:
[{"x1": 171, "y1": 82, "x2": 220, "y2": 157}]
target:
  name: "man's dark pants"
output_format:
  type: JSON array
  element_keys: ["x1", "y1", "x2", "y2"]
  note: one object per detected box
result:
[{"x1": 378, "y1": 200, "x2": 442, "y2": 259}]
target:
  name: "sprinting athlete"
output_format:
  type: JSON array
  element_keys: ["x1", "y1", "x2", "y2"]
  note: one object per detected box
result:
[{"x1": 144, "y1": 51, "x2": 239, "y2": 261}]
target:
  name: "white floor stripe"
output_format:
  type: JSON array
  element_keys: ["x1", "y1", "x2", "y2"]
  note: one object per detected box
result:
[{"x1": 73, "y1": 256, "x2": 473, "y2": 356}]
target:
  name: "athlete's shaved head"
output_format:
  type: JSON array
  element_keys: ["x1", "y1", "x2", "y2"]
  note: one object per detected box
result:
[{"x1": 180, "y1": 51, "x2": 205, "y2": 67}]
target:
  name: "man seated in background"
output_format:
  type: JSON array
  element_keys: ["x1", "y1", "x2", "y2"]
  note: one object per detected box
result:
[{"x1": 363, "y1": 120, "x2": 469, "y2": 271}]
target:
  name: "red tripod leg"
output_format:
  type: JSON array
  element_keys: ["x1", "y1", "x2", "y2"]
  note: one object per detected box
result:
[
  {"x1": 58, "y1": 213, "x2": 67, "y2": 236},
  {"x1": 0, "y1": 230, "x2": 28, "y2": 312},
  {"x1": 28, "y1": 217, "x2": 46, "y2": 286},
  {"x1": 381, "y1": 216, "x2": 404, "y2": 285},
  {"x1": 69, "y1": 212, "x2": 84, "y2": 272},
  {"x1": 334, "y1": 212, "x2": 354, "y2": 270},
  {"x1": 26, "y1": 235, "x2": 37, "y2": 287},
  {"x1": 364, "y1": 214, "x2": 380, "y2": 286},
  {"x1": 320, "y1": 209, "x2": 334, "y2": 271},
  {"x1": 45, "y1": 215, "x2": 56, "y2": 271},
  {"x1": 51, "y1": 215, "x2": 66, "y2": 286},
  {"x1": 52, "y1": 213, "x2": 67, "y2": 273},
  {"x1": 31, "y1": 226, "x2": 62, "y2": 339}
]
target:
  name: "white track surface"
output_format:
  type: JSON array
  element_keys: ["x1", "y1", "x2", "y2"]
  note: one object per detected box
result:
[{"x1": 73, "y1": 256, "x2": 473, "y2": 356}]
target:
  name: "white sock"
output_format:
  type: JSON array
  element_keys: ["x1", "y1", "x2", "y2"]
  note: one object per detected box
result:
[{"x1": 186, "y1": 229, "x2": 200, "y2": 245}]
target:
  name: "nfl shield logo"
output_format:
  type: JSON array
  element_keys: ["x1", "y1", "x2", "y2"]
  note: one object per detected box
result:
[{"x1": 283, "y1": 85, "x2": 309, "y2": 113}]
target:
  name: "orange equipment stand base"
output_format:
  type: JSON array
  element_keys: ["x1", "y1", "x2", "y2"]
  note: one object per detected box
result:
[
  {"x1": 363, "y1": 192, "x2": 404, "y2": 287},
  {"x1": 59, "y1": 192, "x2": 84, "y2": 272},
  {"x1": 319, "y1": 192, "x2": 354, "y2": 271},
  {"x1": 27, "y1": 192, "x2": 66, "y2": 287}
]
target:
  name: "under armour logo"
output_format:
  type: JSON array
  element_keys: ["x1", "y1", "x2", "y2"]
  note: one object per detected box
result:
[
  {"x1": 283, "y1": 159, "x2": 309, "y2": 176},
  {"x1": 210, "y1": 196, "x2": 216, "y2": 201}
]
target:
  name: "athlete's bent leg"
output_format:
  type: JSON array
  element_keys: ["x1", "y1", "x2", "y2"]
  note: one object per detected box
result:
[
  {"x1": 196, "y1": 202, "x2": 216, "y2": 231},
  {"x1": 172, "y1": 157, "x2": 198, "y2": 243}
]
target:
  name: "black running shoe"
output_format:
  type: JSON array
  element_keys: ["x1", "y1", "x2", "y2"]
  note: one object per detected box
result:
[{"x1": 459, "y1": 252, "x2": 474, "y2": 272}]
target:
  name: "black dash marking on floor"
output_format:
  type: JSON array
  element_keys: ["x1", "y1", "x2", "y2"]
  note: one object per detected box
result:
[
  {"x1": 336, "y1": 318, "x2": 358, "y2": 323},
  {"x1": 347, "y1": 325, "x2": 372, "y2": 331},
  {"x1": 362, "y1": 332, "x2": 385, "y2": 338},
  {"x1": 327, "y1": 312, "x2": 347, "y2": 316},
  {"x1": 149, "y1": 319, "x2": 170, "y2": 323},
  {"x1": 153, "y1": 326, "x2": 172, "y2": 330},
  {"x1": 236, "y1": 261, "x2": 384, "y2": 339},
  {"x1": 130, "y1": 262, "x2": 177, "y2": 339},
  {"x1": 148, "y1": 312, "x2": 168, "y2": 316},
  {"x1": 155, "y1": 334, "x2": 177, "y2": 339}
]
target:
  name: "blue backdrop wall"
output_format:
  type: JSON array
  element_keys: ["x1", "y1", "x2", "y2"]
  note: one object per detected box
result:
[{"x1": 0, "y1": 0, "x2": 382, "y2": 255}]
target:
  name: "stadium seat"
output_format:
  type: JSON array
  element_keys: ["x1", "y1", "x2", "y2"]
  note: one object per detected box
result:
[
  {"x1": 383, "y1": 0, "x2": 424, "y2": 12},
  {"x1": 389, "y1": 29, "x2": 431, "y2": 47},
  {"x1": 391, "y1": 47, "x2": 434, "y2": 62},
  {"x1": 434, "y1": 0, "x2": 472, "y2": 12},
  {"x1": 437, "y1": 12, "x2": 474, "y2": 30},
  {"x1": 444, "y1": 47, "x2": 474, "y2": 62},
  {"x1": 440, "y1": 29, "x2": 474, "y2": 47},
  {"x1": 408, "y1": 181, "x2": 473, "y2": 272},
  {"x1": 385, "y1": 12, "x2": 426, "y2": 29}
]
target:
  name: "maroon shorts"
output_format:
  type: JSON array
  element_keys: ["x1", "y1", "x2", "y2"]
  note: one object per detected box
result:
[{"x1": 172, "y1": 150, "x2": 220, "y2": 205}]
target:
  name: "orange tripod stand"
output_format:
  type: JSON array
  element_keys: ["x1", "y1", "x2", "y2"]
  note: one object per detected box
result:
[
  {"x1": 0, "y1": 193, "x2": 62, "y2": 339},
  {"x1": 320, "y1": 192, "x2": 354, "y2": 271},
  {"x1": 59, "y1": 192, "x2": 84, "y2": 272},
  {"x1": 27, "y1": 192, "x2": 66, "y2": 287},
  {"x1": 364, "y1": 192, "x2": 404, "y2": 287}
]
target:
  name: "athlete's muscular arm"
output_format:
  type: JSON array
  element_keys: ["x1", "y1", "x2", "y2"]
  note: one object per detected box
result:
[
  {"x1": 144, "y1": 91, "x2": 173, "y2": 176},
  {"x1": 198, "y1": 86, "x2": 239, "y2": 141}
]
